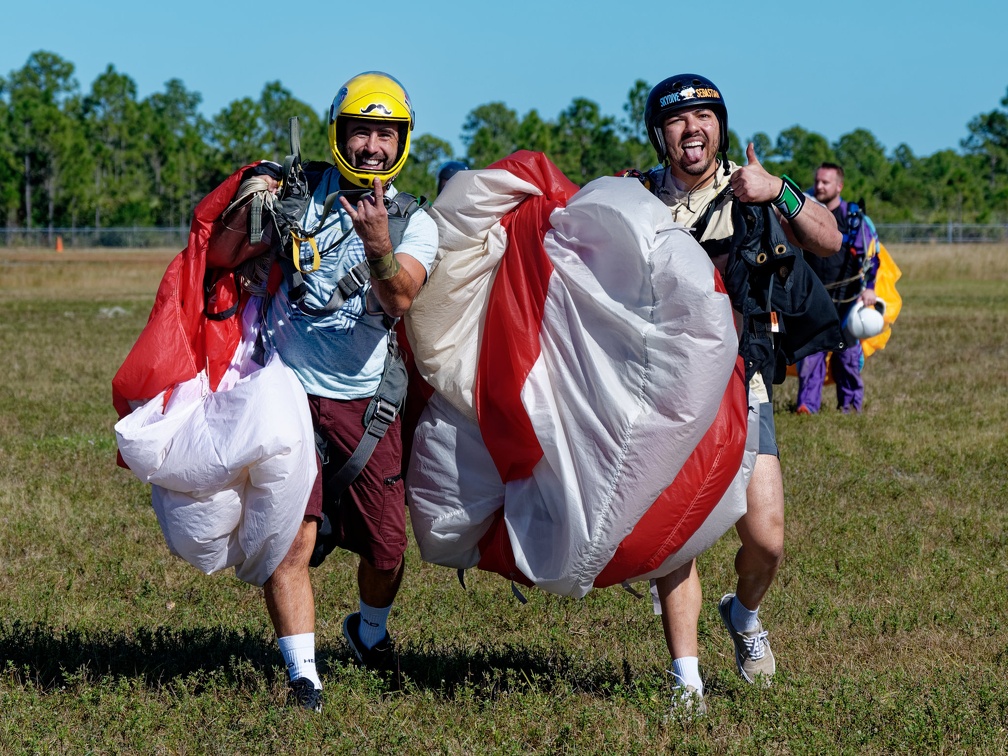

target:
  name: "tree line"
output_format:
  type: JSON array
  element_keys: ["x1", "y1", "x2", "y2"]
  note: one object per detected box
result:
[{"x1": 2, "y1": 51, "x2": 1007, "y2": 230}]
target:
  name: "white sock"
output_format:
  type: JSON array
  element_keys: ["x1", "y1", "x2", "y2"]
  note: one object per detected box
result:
[
  {"x1": 730, "y1": 596, "x2": 761, "y2": 634},
  {"x1": 670, "y1": 656, "x2": 703, "y2": 695},
  {"x1": 358, "y1": 601, "x2": 392, "y2": 649},
  {"x1": 278, "y1": 633, "x2": 321, "y2": 689}
]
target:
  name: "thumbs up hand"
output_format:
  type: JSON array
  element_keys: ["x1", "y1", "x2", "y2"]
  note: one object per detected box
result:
[{"x1": 730, "y1": 142, "x2": 784, "y2": 204}]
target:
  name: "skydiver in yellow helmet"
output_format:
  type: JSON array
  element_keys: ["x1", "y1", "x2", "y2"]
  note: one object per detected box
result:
[
  {"x1": 327, "y1": 71, "x2": 415, "y2": 190},
  {"x1": 263, "y1": 70, "x2": 438, "y2": 713}
]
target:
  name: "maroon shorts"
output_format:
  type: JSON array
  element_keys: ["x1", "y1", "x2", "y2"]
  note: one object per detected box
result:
[{"x1": 305, "y1": 394, "x2": 406, "y2": 570}]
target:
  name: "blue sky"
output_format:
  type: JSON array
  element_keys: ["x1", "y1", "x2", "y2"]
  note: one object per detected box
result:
[{"x1": 4, "y1": 0, "x2": 1006, "y2": 166}]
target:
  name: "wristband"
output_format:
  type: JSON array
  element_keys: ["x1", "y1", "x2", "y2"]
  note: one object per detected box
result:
[
  {"x1": 773, "y1": 174, "x2": 805, "y2": 220},
  {"x1": 367, "y1": 251, "x2": 401, "y2": 280}
]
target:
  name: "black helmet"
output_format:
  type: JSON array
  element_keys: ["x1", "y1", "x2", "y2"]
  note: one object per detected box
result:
[
  {"x1": 644, "y1": 74, "x2": 729, "y2": 164},
  {"x1": 436, "y1": 160, "x2": 469, "y2": 193}
]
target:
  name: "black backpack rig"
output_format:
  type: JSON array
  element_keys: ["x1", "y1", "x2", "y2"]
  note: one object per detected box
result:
[{"x1": 688, "y1": 185, "x2": 844, "y2": 389}]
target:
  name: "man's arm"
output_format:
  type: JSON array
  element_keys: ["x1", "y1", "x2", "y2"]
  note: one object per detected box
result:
[
  {"x1": 857, "y1": 223, "x2": 881, "y2": 306},
  {"x1": 730, "y1": 142, "x2": 842, "y2": 257},
  {"x1": 778, "y1": 201, "x2": 843, "y2": 257},
  {"x1": 340, "y1": 176, "x2": 428, "y2": 318}
]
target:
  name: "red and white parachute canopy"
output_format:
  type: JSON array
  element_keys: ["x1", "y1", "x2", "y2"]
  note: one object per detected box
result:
[{"x1": 404, "y1": 152, "x2": 756, "y2": 598}]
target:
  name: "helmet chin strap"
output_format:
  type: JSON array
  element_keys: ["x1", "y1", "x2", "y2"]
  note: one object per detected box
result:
[{"x1": 716, "y1": 121, "x2": 730, "y2": 176}]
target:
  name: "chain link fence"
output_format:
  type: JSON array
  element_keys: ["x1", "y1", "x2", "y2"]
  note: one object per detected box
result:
[
  {"x1": 0, "y1": 227, "x2": 189, "y2": 249},
  {"x1": 2, "y1": 223, "x2": 1008, "y2": 249},
  {"x1": 875, "y1": 223, "x2": 1008, "y2": 244}
]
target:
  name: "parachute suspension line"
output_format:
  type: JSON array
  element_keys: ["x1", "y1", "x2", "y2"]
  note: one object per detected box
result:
[
  {"x1": 620, "y1": 581, "x2": 647, "y2": 600},
  {"x1": 511, "y1": 581, "x2": 528, "y2": 605},
  {"x1": 226, "y1": 176, "x2": 277, "y2": 212}
]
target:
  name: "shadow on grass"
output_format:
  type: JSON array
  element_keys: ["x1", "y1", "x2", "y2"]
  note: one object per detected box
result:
[
  {"x1": 389, "y1": 643, "x2": 641, "y2": 700},
  {"x1": 0, "y1": 620, "x2": 278, "y2": 690},
  {"x1": 0, "y1": 620, "x2": 647, "y2": 700}
]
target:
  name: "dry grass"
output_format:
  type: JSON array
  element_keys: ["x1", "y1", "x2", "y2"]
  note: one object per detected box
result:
[
  {"x1": 0, "y1": 247, "x2": 178, "y2": 302},
  {"x1": 889, "y1": 242, "x2": 1008, "y2": 280}
]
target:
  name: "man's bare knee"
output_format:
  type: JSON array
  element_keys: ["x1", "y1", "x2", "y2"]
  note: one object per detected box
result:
[{"x1": 271, "y1": 519, "x2": 317, "y2": 577}]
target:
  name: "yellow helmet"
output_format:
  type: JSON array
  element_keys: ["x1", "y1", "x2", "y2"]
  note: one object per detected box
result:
[{"x1": 327, "y1": 71, "x2": 414, "y2": 188}]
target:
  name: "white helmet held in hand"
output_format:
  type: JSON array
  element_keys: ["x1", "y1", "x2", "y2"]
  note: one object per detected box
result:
[{"x1": 844, "y1": 298, "x2": 887, "y2": 341}]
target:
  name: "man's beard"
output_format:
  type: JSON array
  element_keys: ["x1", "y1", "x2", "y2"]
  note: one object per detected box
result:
[{"x1": 679, "y1": 155, "x2": 716, "y2": 176}]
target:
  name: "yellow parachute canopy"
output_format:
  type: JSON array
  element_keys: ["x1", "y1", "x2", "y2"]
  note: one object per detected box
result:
[{"x1": 860, "y1": 240, "x2": 902, "y2": 358}]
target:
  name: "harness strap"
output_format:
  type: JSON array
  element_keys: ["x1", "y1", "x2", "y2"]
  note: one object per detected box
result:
[
  {"x1": 689, "y1": 184, "x2": 734, "y2": 241},
  {"x1": 325, "y1": 396, "x2": 397, "y2": 494},
  {"x1": 288, "y1": 116, "x2": 301, "y2": 159},
  {"x1": 249, "y1": 193, "x2": 264, "y2": 244},
  {"x1": 294, "y1": 260, "x2": 370, "y2": 317},
  {"x1": 203, "y1": 270, "x2": 242, "y2": 321},
  {"x1": 323, "y1": 336, "x2": 407, "y2": 492}
]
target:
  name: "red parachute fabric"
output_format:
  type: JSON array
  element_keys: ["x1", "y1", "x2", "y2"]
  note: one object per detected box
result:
[
  {"x1": 474, "y1": 152, "x2": 578, "y2": 482},
  {"x1": 112, "y1": 165, "x2": 255, "y2": 422}
]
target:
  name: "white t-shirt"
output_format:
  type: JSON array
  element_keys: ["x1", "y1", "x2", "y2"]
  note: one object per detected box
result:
[{"x1": 653, "y1": 160, "x2": 739, "y2": 247}]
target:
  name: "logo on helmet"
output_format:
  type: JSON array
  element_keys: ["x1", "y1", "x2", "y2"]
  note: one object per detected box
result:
[
  {"x1": 659, "y1": 86, "x2": 722, "y2": 110},
  {"x1": 360, "y1": 103, "x2": 394, "y2": 116}
]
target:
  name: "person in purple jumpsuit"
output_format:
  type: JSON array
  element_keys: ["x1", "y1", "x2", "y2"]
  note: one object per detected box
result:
[{"x1": 796, "y1": 163, "x2": 880, "y2": 414}]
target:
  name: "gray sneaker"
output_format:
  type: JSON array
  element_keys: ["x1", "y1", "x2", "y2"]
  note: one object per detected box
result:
[{"x1": 718, "y1": 593, "x2": 775, "y2": 684}]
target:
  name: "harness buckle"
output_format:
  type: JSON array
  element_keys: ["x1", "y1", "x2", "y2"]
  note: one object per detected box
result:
[
  {"x1": 346, "y1": 263, "x2": 369, "y2": 290},
  {"x1": 368, "y1": 398, "x2": 398, "y2": 432}
]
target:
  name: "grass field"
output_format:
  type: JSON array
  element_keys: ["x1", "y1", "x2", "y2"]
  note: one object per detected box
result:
[{"x1": 0, "y1": 244, "x2": 1006, "y2": 754}]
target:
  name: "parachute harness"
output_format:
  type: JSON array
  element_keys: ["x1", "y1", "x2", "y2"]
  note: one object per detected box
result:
[{"x1": 823, "y1": 200, "x2": 877, "y2": 305}]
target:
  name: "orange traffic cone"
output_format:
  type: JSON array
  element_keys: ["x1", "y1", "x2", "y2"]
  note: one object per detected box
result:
[{"x1": 55, "y1": 235, "x2": 64, "y2": 252}]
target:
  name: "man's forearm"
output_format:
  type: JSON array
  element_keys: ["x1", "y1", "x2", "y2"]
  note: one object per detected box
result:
[{"x1": 786, "y1": 200, "x2": 843, "y2": 257}]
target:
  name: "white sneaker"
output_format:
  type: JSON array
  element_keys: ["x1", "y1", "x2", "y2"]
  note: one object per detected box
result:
[{"x1": 668, "y1": 683, "x2": 707, "y2": 718}]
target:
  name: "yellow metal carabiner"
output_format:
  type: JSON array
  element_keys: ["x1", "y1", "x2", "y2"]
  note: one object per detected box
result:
[{"x1": 291, "y1": 233, "x2": 320, "y2": 274}]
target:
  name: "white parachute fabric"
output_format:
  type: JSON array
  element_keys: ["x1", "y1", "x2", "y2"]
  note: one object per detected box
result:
[
  {"x1": 405, "y1": 166, "x2": 542, "y2": 418},
  {"x1": 405, "y1": 157, "x2": 750, "y2": 598},
  {"x1": 114, "y1": 302, "x2": 316, "y2": 586}
]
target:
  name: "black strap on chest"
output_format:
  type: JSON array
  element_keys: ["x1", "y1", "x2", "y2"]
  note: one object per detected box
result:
[{"x1": 688, "y1": 184, "x2": 734, "y2": 253}]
